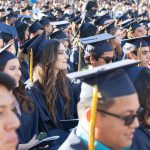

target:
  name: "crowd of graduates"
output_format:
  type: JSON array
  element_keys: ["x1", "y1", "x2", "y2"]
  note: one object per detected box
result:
[{"x1": 0, "y1": 0, "x2": 150, "y2": 150}]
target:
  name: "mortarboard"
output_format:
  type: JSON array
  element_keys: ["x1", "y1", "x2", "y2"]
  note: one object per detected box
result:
[
  {"x1": 126, "y1": 66, "x2": 145, "y2": 83},
  {"x1": 80, "y1": 33, "x2": 114, "y2": 56},
  {"x1": 0, "y1": 23, "x2": 18, "y2": 38},
  {"x1": 67, "y1": 59, "x2": 139, "y2": 101},
  {"x1": 27, "y1": 31, "x2": 47, "y2": 64},
  {"x1": 5, "y1": 12, "x2": 17, "y2": 21},
  {"x1": 122, "y1": 20, "x2": 141, "y2": 31},
  {"x1": 99, "y1": 21, "x2": 115, "y2": 34},
  {"x1": 118, "y1": 18, "x2": 134, "y2": 29},
  {"x1": 80, "y1": 22, "x2": 97, "y2": 38},
  {"x1": 94, "y1": 13, "x2": 111, "y2": 26},
  {"x1": 0, "y1": 42, "x2": 16, "y2": 66},
  {"x1": 20, "y1": 34, "x2": 39, "y2": 54},
  {"x1": 29, "y1": 20, "x2": 43, "y2": 34},
  {"x1": 117, "y1": 11, "x2": 130, "y2": 22},
  {"x1": 49, "y1": 30, "x2": 68, "y2": 40},
  {"x1": 50, "y1": 20, "x2": 70, "y2": 29},
  {"x1": 121, "y1": 35, "x2": 150, "y2": 49},
  {"x1": 40, "y1": 17, "x2": 50, "y2": 26},
  {"x1": 139, "y1": 20, "x2": 149, "y2": 28}
]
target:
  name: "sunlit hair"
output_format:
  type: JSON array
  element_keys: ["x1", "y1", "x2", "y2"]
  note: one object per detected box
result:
[
  {"x1": 33, "y1": 39, "x2": 70, "y2": 126},
  {"x1": 0, "y1": 59, "x2": 34, "y2": 112}
]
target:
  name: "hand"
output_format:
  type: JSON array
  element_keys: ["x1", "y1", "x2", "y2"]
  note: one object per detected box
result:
[{"x1": 27, "y1": 135, "x2": 39, "y2": 149}]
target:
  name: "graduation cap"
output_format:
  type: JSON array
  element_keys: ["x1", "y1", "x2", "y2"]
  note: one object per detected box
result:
[
  {"x1": 126, "y1": 66, "x2": 145, "y2": 83},
  {"x1": 94, "y1": 13, "x2": 111, "y2": 26},
  {"x1": 49, "y1": 30, "x2": 68, "y2": 40},
  {"x1": 139, "y1": 20, "x2": 149, "y2": 28},
  {"x1": 83, "y1": 33, "x2": 114, "y2": 57},
  {"x1": 40, "y1": 17, "x2": 50, "y2": 26},
  {"x1": 118, "y1": 18, "x2": 134, "y2": 28},
  {"x1": 5, "y1": 12, "x2": 17, "y2": 21},
  {"x1": 67, "y1": 59, "x2": 139, "y2": 100},
  {"x1": 0, "y1": 42, "x2": 16, "y2": 66},
  {"x1": 99, "y1": 21, "x2": 115, "y2": 34},
  {"x1": 122, "y1": 35, "x2": 150, "y2": 49},
  {"x1": 67, "y1": 59, "x2": 139, "y2": 150},
  {"x1": 117, "y1": 11, "x2": 130, "y2": 22},
  {"x1": 29, "y1": 20, "x2": 43, "y2": 34},
  {"x1": 0, "y1": 23, "x2": 18, "y2": 38},
  {"x1": 50, "y1": 20, "x2": 70, "y2": 29},
  {"x1": 122, "y1": 20, "x2": 141, "y2": 31},
  {"x1": 20, "y1": 34, "x2": 39, "y2": 54},
  {"x1": 80, "y1": 22, "x2": 97, "y2": 38}
]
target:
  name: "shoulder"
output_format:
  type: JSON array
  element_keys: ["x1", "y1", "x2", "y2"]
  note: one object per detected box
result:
[
  {"x1": 59, "y1": 129, "x2": 88, "y2": 150},
  {"x1": 130, "y1": 125, "x2": 150, "y2": 150}
]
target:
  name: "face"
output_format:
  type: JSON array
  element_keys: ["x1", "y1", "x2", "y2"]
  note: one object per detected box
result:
[
  {"x1": 45, "y1": 24, "x2": 53, "y2": 34},
  {"x1": 54, "y1": 43, "x2": 69, "y2": 71},
  {"x1": 0, "y1": 85, "x2": 20, "y2": 150},
  {"x1": 133, "y1": 27, "x2": 145, "y2": 37},
  {"x1": 3, "y1": 59, "x2": 21, "y2": 87},
  {"x1": 90, "y1": 51, "x2": 114, "y2": 67},
  {"x1": 24, "y1": 28, "x2": 29, "y2": 41},
  {"x1": 95, "y1": 93, "x2": 139, "y2": 149}
]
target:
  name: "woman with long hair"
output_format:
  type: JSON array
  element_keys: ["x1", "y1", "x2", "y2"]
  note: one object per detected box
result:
[
  {"x1": 127, "y1": 67, "x2": 150, "y2": 150},
  {"x1": 0, "y1": 49, "x2": 39, "y2": 149},
  {"x1": 31, "y1": 39, "x2": 77, "y2": 149}
]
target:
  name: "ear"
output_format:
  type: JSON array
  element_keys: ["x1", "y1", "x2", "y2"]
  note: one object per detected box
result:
[
  {"x1": 85, "y1": 107, "x2": 92, "y2": 123},
  {"x1": 90, "y1": 56, "x2": 96, "y2": 64}
]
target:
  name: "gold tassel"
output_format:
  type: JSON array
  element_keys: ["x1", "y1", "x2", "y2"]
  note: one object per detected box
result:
[
  {"x1": 77, "y1": 32, "x2": 81, "y2": 72},
  {"x1": 29, "y1": 49, "x2": 33, "y2": 84},
  {"x1": 89, "y1": 85, "x2": 98, "y2": 150},
  {"x1": 129, "y1": 25, "x2": 133, "y2": 39},
  {"x1": 5, "y1": 17, "x2": 8, "y2": 24},
  {"x1": 137, "y1": 42, "x2": 142, "y2": 66}
]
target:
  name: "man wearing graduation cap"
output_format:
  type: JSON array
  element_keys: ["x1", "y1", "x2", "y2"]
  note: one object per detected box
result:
[
  {"x1": 59, "y1": 60, "x2": 140, "y2": 150},
  {"x1": 83, "y1": 33, "x2": 115, "y2": 67},
  {"x1": 122, "y1": 35, "x2": 150, "y2": 67}
]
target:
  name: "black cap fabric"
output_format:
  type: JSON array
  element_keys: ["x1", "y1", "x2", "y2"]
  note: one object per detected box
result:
[
  {"x1": 0, "y1": 23, "x2": 18, "y2": 37},
  {"x1": 29, "y1": 20, "x2": 43, "y2": 34},
  {"x1": 122, "y1": 20, "x2": 141, "y2": 31},
  {"x1": 49, "y1": 30, "x2": 68, "y2": 40},
  {"x1": 0, "y1": 42, "x2": 17, "y2": 67},
  {"x1": 67, "y1": 59, "x2": 139, "y2": 101},
  {"x1": 80, "y1": 22, "x2": 97, "y2": 38},
  {"x1": 40, "y1": 17, "x2": 50, "y2": 26}
]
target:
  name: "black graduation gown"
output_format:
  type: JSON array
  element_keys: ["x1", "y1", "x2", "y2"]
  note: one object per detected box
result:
[
  {"x1": 16, "y1": 89, "x2": 39, "y2": 144},
  {"x1": 30, "y1": 80, "x2": 77, "y2": 150},
  {"x1": 21, "y1": 61, "x2": 29, "y2": 82},
  {"x1": 129, "y1": 125, "x2": 150, "y2": 150},
  {"x1": 59, "y1": 129, "x2": 88, "y2": 150},
  {"x1": 70, "y1": 47, "x2": 87, "y2": 72}
]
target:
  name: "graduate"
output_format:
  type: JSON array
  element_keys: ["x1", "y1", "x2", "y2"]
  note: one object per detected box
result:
[
  {"x1": 0, "y1": 72, "x2": 20, "y2": 150},
  {"x1": 0, "y1": 45, "x2": 39, "y2": 149},
  {"x1": 126, "y1": 67, "x2": 150, "y2": 150},
  {"x1": 59, "y1": 60, "x2": 140, "y2": 150},
  {"x1": 30, "y1": 39, "x2": 78, "y2": 150}
]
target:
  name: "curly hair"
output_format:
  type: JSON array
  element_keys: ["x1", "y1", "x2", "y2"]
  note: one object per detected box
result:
[{"x1": 33, "y1": 39, "x2": 70, "y2": 126}]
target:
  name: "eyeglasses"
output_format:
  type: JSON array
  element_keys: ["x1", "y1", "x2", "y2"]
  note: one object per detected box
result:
[
  {"x1": 100, "y1": 56, "x2": 114, "y2": 63},
  {"x1": 97, "y1": 107, "x2": 143, "y2": 126}
]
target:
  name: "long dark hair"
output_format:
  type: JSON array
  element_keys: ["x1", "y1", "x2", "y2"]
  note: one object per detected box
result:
[
  {"x1": 33, "y1": 39, "x2": 70, "y2": 126},
  {"x1": 0, "y1": 58, "x2": 34, "y2": 112},
  {"x1": 134, "y1": 68, "x2": 150, "y2": 127}
]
